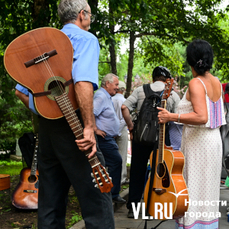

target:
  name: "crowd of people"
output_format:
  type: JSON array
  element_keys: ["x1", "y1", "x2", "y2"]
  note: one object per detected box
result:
[{"x1": 13, "y1": 0, "x2": 227, "y2": 229}]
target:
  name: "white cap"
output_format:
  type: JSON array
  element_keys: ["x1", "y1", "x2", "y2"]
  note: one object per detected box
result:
[{"x1": 119, "y1": 81, "x2": 126, "y2": 89}]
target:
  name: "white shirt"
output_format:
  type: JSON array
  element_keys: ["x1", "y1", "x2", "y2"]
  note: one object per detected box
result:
[{"x1": 112, "y1": 93, "x2": 127, "y2": 136}]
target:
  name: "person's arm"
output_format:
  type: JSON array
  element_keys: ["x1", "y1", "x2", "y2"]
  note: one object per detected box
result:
[
  {"x1": 15, "y1": 89, "x2": 29, "y2": 109},
  {"x1": 93, "y1": 92, "x2": 106, "y2": 138},
  {"x1": 158, "y1": 78, "x2": 208, "y2": 125},
  {"x1": 74, "y1": 81, "x2": 96, "y2": 158},
  {"x1": 70, "y1": 36, "x2": 100, "y2": 158},
  {"x1": 171, "y1": 91, "x2": 181, "y2": 113},
  {"x1": 121, "y1": 104, "x2": 134, "y2": 140},
  {"x1": 94, "y1": 126, "x2": 106, "y2": 138}
]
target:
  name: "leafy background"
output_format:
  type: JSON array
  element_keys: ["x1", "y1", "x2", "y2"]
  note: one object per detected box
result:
[{"x1": 0, "y1": 0, "x2": 228, "y2": 153}]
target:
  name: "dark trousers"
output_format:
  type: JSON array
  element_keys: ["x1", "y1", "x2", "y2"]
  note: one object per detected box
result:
[
  {"x1": 126, "y1": 140, "x2": 155, "y2": 209},
  {"x1": 38, "y1": 117, "x2": 114, "y2": 229},
  {"x1": 97, "y1": 135, "x2": 122, "y2": 198}
]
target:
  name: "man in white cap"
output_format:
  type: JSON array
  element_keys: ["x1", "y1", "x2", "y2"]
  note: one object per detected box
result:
[{"x1": 112, "y1": 81, "x2": 129, "y2": 185}]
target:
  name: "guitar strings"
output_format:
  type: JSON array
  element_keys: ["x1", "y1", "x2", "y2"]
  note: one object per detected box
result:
[
  {"x1": 41, "y1": 57, "x2": 100, "y2": 166},
  {"x1": 43, "y1": 56, "x2": 85, "y2": 136}
]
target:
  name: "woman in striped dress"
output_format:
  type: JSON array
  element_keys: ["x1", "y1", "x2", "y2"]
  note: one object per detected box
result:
[{"x1": 158, "y1": 39, "x2": 226, "y2": 229}]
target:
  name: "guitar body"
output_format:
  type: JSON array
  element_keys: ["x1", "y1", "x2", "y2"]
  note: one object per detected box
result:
[
  {"x1": 12, "y1": 168, "x2": 39, "y2": 209},
  {"x1": 0, "y1": 174, "x2": 10, "y2": 191},
  {"x1": 144, "y1": 149, "x2": 189, "y2": 219},
  {"x1": 4, "y1": 27, "x2": 78, "y2": 119},
  {"x1": 5, "y1": 28, "x2": 113, "y2": 193}
]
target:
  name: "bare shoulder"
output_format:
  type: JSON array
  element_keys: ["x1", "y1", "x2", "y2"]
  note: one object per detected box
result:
[{"x1": 188, "y1": 78, "x2": 204, "y2": 91}]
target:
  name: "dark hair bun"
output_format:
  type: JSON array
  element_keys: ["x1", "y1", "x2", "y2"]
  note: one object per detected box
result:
[{"x1": 186, "y1": 39, "x2": 213, "y2": 75}]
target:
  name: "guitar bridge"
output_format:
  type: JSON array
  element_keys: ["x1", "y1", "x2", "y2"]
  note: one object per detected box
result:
[
  {"x1": 153, "y1": 188, "x2": 166, "y2": 195},
  {"x1": 24, "y1": 50, "x2": 57, "y2": 68}
]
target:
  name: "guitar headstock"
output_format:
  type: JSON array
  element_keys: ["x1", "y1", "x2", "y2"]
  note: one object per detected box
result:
[
  {"x1": 162, "y1": 78, "x2": 174, "y2": 100},
  {"x1": 91, "y1": 164, "x2": 113, "y2": 193}
]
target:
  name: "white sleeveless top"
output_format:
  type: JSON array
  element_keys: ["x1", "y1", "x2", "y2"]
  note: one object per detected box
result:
[{"x1": 177, "y1": 77, "x2": 226, "y2": 129}]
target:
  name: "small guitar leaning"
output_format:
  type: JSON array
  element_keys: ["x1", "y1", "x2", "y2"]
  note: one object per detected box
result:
[
  {"x1": 12, "y1": 134, "x2": 39, "y2": 209},
  {"x1": 144, "y1": 79, "x2": 189, "y2": 220},
  {"x1": 4, "y1": 27, "x2": 113, "y2": 193}
]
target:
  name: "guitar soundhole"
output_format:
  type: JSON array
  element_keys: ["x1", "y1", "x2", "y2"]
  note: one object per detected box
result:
[
  {"x1": 157, "y1": 163, "x2": 165, "y2": 178},
  {"x1": 28, "y1": 175, "x2": 37, "y2": 183},
  {"x1": 48, "y1": 80, "x2": 65, "y2": 96},
  {"x1": 162, "y1": 161, "x2": 170, "y2": 188}
]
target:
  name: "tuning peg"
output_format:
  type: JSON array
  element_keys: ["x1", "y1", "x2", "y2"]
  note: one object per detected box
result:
[
  {"x1": 91, "y1": 173, "x2": 94, "y2": 178},
  {"x1": 94, "y1": 184, "x2": 99, "y2": 188},
  {"x1": 92, "y1": 179, "x2": 96, "y2": 183},
  {"x1": 109, "y1": 177, "x2": 112, "y2": 181}
]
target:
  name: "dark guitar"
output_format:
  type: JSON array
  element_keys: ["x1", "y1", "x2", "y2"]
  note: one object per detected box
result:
[
  {"x1": 12, "y1": 134, "x2": 39, "y2": 209},
  {"x1": 144, "y1": 79, "x2": 189, "y2": 219},
  {"x1": 4, "y1": 27, "x2": 113, "y2": 193}
]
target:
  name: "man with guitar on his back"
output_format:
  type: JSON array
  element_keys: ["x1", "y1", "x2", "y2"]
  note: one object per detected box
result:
[
  {"x1": 14, "y1": 0, "x2": 115, "y2": 228},
  {"x1": 121, "y1": 66, "x2": 180, "y2": 218}
]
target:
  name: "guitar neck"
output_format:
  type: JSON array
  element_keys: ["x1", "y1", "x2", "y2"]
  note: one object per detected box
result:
[
  {"x1": 158, "y1": 100, "x2": 166, "y2": 163},
  {"x1": 31, "y1": 134, "x2": 39, "y2": 176},
  {"x1": 55, "y1": 92, "x2": 101, "y2": 168}
]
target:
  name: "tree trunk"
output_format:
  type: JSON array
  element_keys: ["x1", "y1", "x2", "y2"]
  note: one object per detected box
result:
[
  {"x1": 88, "y1": 0, "x2": 98, "y2": 36},
  {"x1": 32, "y1": 0, "x2": 49, "y2": 28},
  {"x1": 125, "y1": 31, "x2": 136, "y2": 98},
  {"x1": 109, "y1": 38, "x2": 117, "y2": 75},
  {"x1": 108, "y1": 1, "x2": 117, "y2": 75}
]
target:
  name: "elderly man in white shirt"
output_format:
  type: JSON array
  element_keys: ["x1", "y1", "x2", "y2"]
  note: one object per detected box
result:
[{"x1": 112, "y1": 81, "x2": 129, "y2": 185}]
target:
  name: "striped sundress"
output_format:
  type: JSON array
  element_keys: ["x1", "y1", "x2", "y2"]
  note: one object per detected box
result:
[{"x1": 176, "y1": 77, "x2": 226, "y2": 229}]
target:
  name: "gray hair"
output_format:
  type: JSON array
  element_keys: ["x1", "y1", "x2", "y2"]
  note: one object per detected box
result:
[
  {"x1": 101, "y1": 73, "x2": 119, "y2": 87},
  {"x1": 58, "y1": 0, "x2": 88, "y2": 24},
  {"x1": 117, "y1": 87, "x2": 125, "y2": 93}
]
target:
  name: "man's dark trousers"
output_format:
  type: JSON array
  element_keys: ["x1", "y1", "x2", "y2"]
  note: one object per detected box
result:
[
  {"x1": 126, "y1": 140, "x2": 155, "y2": 210},
  {"x1": 97, "y1": 135, "x2": 122, "y2": 198},
  {"x1": 38, "y1": 116, "x2": 115, "y2": 229}
]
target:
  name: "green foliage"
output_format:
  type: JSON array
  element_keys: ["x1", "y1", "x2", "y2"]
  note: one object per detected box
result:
[
  {"x1": 98, "y1": 46, "x2": 111, "y2": 84},
  {"x1": 138, "y1": 37, "x2": 184, "y2": 78},
  {"x1": 0, "y1": 160, "x2": 23, "y2": 176},
  {"x1": 0, "y1": 0, "x2": 60, "y2": 152},
  {"x1": 97, "y1": 0, "x2": 229, "y2": 95},
  {"x1": 0, "y1": 0, "x2": 229, "y2": 148},
  {"x1": 121, "y1": 184, "x2": 129, "y2": 190},
  {"x1": 0, "y1": 94, "x2": 33, "y2": 152},
  {"x1": 68, "y1": 212, "x2": 82, "y2": 228}
]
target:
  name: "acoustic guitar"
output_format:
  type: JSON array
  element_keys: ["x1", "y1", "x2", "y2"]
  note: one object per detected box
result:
[
  {"x1": 4, "y1": 27, "x2": 113, "y2": 193},
  {"x1": 144, "y1": 79, "x2": 189, "y2": 220},
  {"x1": 0, "y1": 174, "x2": 10, "y2": 191},
  {"x1": 12, "y1": 134, "x2": 39, "y2": 209}
]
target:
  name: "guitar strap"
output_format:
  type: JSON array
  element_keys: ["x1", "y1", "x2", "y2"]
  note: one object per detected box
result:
[
  {"x1": 31, "y1": 79, "x2": 74, "y2": 97},
  {"x1": 144, "y1": 142, "x2": 157, "y2": 229}
]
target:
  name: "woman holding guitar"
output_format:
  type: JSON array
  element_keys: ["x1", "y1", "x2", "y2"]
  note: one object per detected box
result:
[{"x1": 158, "y1": 39, "x2": 226, "y2": 229}]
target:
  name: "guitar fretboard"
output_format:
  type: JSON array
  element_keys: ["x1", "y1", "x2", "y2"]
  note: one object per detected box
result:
[
  {"x1": 55, "y1": 92, "x2": 101, "y2": 168},
  {"x1": 31, "y1": 134, "x2": 39, "y2": 176},
  {"x1": 158, "y1": 100, "x2": 166, "y2": 163}
]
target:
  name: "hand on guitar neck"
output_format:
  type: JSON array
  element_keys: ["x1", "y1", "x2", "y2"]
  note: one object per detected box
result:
[
  {"x1": 74, "y1": 81, "x2": 96, "y2": 158},
  {"x1": 75, "y1": 127, "x2": 97, "y2": 158}
]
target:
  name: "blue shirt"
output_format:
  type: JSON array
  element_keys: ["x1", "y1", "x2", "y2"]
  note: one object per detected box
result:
[
  {"x1": 94, "y1": 88, "x2": 119, "y2": 137},
  {"x1": 15, "y1": 84, "x2": 39, "y2": 115},
  {"x1": 61, "y1": 23, "x2": 100, "y2": 90},
  {"x1": 15, "y1": 24, "x2": 100, "y2": 114}
]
